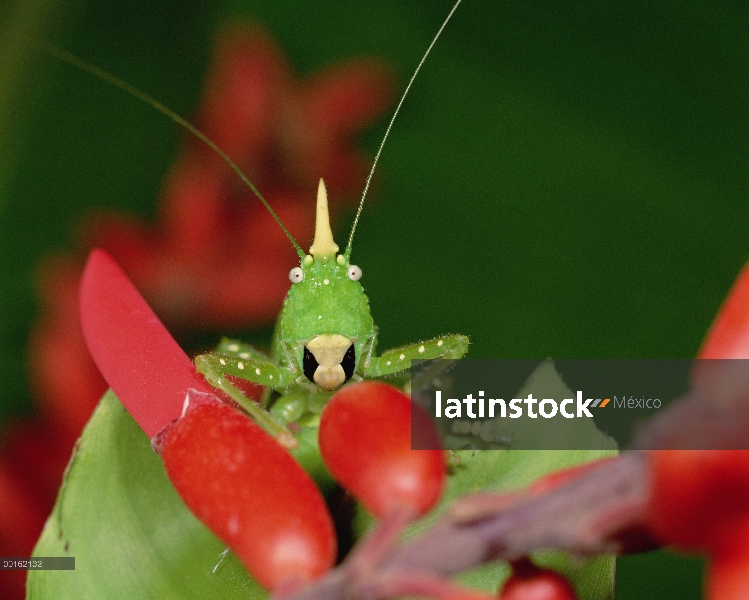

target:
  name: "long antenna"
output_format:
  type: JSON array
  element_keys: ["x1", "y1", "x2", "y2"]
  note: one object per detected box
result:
[
  {"x1": 344, "y1": 0, "x2": 462, "y2": 259},
  {"x1": 25, "y1": 37, "x2": 306, "y2": 260}
]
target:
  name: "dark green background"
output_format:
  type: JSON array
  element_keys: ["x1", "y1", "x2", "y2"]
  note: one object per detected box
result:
[{"x1": 3, "y1": 0, "x2": 745, "y2": 596}]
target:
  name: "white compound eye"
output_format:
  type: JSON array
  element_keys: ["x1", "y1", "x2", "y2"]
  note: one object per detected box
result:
[
  {"x1": 347, "y1": 265, "x2": 362, "y2": 281},
  {"x1": 289, "y1": 267, "x2": 304, "y2": 283}
]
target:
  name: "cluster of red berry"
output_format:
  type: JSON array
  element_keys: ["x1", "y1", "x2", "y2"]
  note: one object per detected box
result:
[{"x1": 80, "y1": 248, "x2": 448, "y2": 592}]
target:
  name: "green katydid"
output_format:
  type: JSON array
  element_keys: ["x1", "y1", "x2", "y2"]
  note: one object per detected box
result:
[{"x1": 184, "y1": 0, "x2": 470, "y2": 446}]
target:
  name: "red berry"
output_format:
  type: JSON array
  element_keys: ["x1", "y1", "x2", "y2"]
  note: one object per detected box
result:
[
  {"x1": 498, "y1": 559, "x2": 577, "y2": 600},
  {"x1": 647, "y1": 450, "x2": 749, "y2": 550},
  {"x1": 707, "y1": 517, "x2": 749, "y2": 600},
  {"x1": 319, "y1": 381, "x2": 445, "y2": 517},
  {"x1": 154, "y1": 392, "x2": 336, "y2": 591}
]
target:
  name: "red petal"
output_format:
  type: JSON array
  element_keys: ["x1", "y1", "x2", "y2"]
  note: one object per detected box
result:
[
  {"x1": 0, "y1": 458, "x2": 48, "y2": 553},
  {"x1": 692, "y1": 262, "x2": 749, "y2": 404},
  {"x1": 307, "y1": 59, "x2": 394, "y2": 131},
  {"x1": 529, "y1": 457, "x2": 616, "y2": 495},
  {"x1": 196, "y1": 23, "x2": 284, "y2": 162},
  {"x1": 79, "y1": 249, "x2": 214, "y2": 437},
  {"x1": 0, "y1": 420, "x2": 72, "y2": 506},
  {"x1": 698, "y1": 261, "x2": 749, "y2": 359},
  {"x1": 29, "y1": 256, "x2": 108, "y2": 439}
]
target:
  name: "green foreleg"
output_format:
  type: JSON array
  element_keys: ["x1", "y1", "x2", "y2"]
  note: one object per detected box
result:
[
  {"x1": 362, "y1": 334, "x2": 469, "y2": 378},
  {"x1": 194, "y1": 352, "x2": 297, "y2": 448}
]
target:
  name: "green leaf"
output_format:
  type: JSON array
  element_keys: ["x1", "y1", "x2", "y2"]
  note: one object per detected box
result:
[
  {"x1": 443, "y1": 363, "x2": 617, "y2": 599},
  {"x1": 29, "y1": 390, "x2": 266, "y2": 599}
]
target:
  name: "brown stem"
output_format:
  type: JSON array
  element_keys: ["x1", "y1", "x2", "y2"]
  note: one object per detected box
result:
[{"x1": 274, "y1": 452, "x2": 652, "y2": 600}]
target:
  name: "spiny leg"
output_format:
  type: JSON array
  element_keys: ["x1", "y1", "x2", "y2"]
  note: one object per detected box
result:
[
  {"x1": 362, "y1": 334, "x2": 469, "y2": 378},
  {"x1": 194, "y1": 351, "x2": 297, "y2": 447}
]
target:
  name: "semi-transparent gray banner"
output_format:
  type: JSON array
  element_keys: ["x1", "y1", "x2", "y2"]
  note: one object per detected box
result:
[{"x1": 410, "y1": 359, "x2": 749, "y2": 450}]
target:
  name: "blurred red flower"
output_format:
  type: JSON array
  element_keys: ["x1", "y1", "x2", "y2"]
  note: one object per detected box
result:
[{"x1": 0, "y1": 22, "x2": 392, "y2": 598}]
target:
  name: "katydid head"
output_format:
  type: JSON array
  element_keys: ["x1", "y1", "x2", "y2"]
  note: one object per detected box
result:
[
  {"x1": 276, "y1": 179, "x2": 374, "y2": 391},
  {"x1": 273, "y1": 0, "x2": 463, "y2": 391}
]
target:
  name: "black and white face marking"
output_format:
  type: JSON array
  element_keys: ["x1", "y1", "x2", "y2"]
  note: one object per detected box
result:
[{"x1": 303, "y1": 334, "x2": 356, "y2": 391}]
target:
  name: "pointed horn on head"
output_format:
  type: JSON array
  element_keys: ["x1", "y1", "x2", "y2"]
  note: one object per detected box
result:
[{"x1": 309, "y1": 179, "x2": 339, "y2": 259}]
